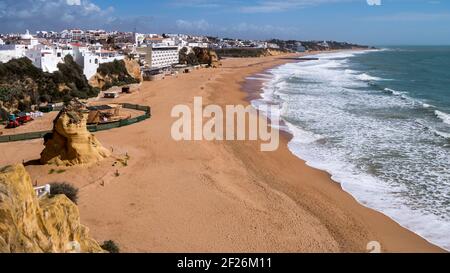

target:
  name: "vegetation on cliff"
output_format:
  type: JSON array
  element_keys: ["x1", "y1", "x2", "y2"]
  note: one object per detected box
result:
[
  {"x1": 0, "y1": 56, "x2": 99, "y2": 114},
  {"x1": 179, "y1": 47, "x2": 220, "y2": 67},
  {"x1": 95, "y1": 59, "x2": 140, "y2": 91},
  {"x1": 267, "y1": 39, "x2": 370, "y2": 51},
  {"x1": 215, "y1": 48, "x2": 287, "y2": 58},
  {"x1": 49, "y1": 182, "x2": 79, "y2": 204},
  {"x1": 179, "y1": 47, "x2": 200, "y2": 66}
]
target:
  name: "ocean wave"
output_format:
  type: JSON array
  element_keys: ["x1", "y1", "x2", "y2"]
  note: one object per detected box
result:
[
  {"x1": 422, "y1": 103, "x2": 434, "y2": 109},
  {"x1": 382, "y1": 88, "x2": 412, "y2": 101},
  {"x1": 384, "y1": 88, "x2": 406, "y2": 96},
  {"x1": 252, "y1": 50, "x2": 450, "y2": 251},
  {"x1": 434, "y1": 130, "x2": 450, "y2": 139},
  {"x1": 416, "y1": 119, "x2": 450, "y2": 139},
  {"x1": 435, "y1": 110, "x2": 450, "y2": 125},
  {"x1": 285, "y1": 122, "x2": 324, "y2": 144},
  {"x1": 356, "y1": 73, "x2": 382, "y2": 82}
]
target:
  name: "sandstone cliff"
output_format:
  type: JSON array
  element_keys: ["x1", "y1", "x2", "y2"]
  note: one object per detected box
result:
[
  {"x1": 124, "y1": 57, "x2": 143, "y2": 82},
  {"x1": 215, "y1": 48, "x2": 288, "y2": 58},
  {"x1": 40, "y1": 99, "x2": 111, "y2": 166},
  {"x1": 193, "y1": 48, "x2": 221, "y2": 68},
  {"x1": 0, "y1": 164, "x2": 104, "y2": 253},
  {"x1": 89, "y1": 58, "x2": 141, "y2": 91}
]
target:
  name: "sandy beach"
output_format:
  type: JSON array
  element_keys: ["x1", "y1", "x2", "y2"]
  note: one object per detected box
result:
[{"x1": 0, "y1": 53, "x2": 444, "y2": 253}]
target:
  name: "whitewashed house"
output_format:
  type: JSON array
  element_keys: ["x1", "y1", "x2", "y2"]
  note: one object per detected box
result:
[
  {"x1": 24, "y1": 44, "x2": 74, "y2": 73},
  {"x1": 0, "y1": 30, "x2": 38, "y2": 63},
  {"x1": 72, "y1": 44, "x2": 125, "y2": 79},
  {"x1": 187, "y1": 42, "x2": 209, "y2": 48},
  {"x1": 0, "y1": 44, "x2": 27, "y2": 63}
]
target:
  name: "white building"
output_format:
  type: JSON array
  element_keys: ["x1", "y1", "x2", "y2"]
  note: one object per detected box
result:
[
  {"x1": 72, "y1": 45, "x2": 125, "y2": 79},
  {"x1": 0, "y1": 44, "x2": 27, "y2": 63},
  {"x1": 61, "y1": 29, "x2": 84, "y2": 41},
  {"x1": 187, "y1": 42, "x2": 208, "y2": 48},
  {"x1": 150, "y1": 45, "x2": 179, "y2": 68},
  {"x1": 85, "y1": 30, "x2": 108, "y2": 41},
  {"x1": 20, "y1": 30, "x2": 39, "y2": 47},
  {"x1": 319, "y1": 41, "x2": 330, "y2": 49},
  {"x1": 25, "y1": 44, "x2": 73, "y2": 73},
  {"x1": 0, "y1": 30, "x2": 38, "y2": 63},
  {"x1": 0, "y1": 38, "x2": 4, "y2": 45},
  {"x1": 135, "y1": 33, "x2": 145, "y2": 47},
  {"x1": 266, "y1": 43, "x2": 280, "y2": 49}
]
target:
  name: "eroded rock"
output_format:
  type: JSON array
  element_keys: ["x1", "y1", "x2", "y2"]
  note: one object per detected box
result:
[
  {"x1": 0, "y1": 164, "x2": 104, "y2": 253},
  {"x1": 40, "y1": 99, "x2": 111, "y2": 166}
]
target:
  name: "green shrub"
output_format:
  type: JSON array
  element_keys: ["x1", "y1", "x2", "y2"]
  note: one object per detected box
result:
[
  {"x1": 49, "y1": 182, "x2": 79, "y2": 204},
  {"x1": 101, "y1": 240, "x2": 120, "y2": 253},
  {"x1": 97, "y1": 60, "x2": 139, "y2": 91}
]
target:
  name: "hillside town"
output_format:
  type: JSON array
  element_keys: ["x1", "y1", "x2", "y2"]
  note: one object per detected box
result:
[{"x1": 0, "y1": 29, "x2": 367, "y2": 81}]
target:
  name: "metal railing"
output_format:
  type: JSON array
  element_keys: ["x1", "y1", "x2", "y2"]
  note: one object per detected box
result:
[{"x1": 34, "y1": 184, "x2": 51, "y2": 198}]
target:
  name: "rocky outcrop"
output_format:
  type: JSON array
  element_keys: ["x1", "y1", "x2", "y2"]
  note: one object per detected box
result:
[
  {"x1": 0, "y1": 164, "x2": 104, "y2": 253},
  {"x1": 40, "y1": 99, "x2": 111, "y2": 166},
  {"x1": 124, "y1": 58, "x2": 143, "y2": 82},
  {"x1": 215, "y1": 48, "x2": 288, "y2": 58},
  {"x1": 193, "y1": 48, "x2": 221, "y2": 67},
  {"x1": 88, "y1": 73, "x2": 115, "y2": 91},
  {"x1": 89, "y1": 58, "x2": 141, "y2": 91}
]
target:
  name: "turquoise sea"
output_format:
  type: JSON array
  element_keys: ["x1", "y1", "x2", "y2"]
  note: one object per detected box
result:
[{"x1": 250, "y1": 46, "x2": 450, "y2": 250}]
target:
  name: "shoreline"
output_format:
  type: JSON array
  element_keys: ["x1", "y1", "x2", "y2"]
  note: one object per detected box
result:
[
  {"x1": 238, "y1": 51, "x2": 446, "y2": 252},
  {"x1": 0, "y1": 52, "x2": 444, "y2": 252}
]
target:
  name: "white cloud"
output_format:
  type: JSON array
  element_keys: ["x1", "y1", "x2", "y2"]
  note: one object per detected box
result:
[
  {"x1": 171, "y1": 0, "x2": 225, "y2": 8},
  {"x1": 66, "y1": 0, "x2": 81, "y2": 5},
  {"x1": 366, "y1": 0, "x2": 381, "y2": 6},
  {"x1": 364, "y1": 12, "x2": 450, "y2": 22},
  {"x1": 239, "y1": 0, "x2": 357, "y2": 13},
  {"x1": 176, "y1": 19, "x2": 211, "y2": 31},
  {"x1": 170, "y1": 0, "x2": 358, "y2": 13},
  {"x1": 0, "y1": 0, "x2": 114, "y2": 32}
]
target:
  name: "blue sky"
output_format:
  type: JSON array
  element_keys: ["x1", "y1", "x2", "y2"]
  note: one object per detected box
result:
[{"x1": 1, "y1": 0, "x2": 449, "y2": 45}]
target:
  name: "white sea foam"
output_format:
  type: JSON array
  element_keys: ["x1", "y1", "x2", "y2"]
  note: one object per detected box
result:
[
  {"x1": 285, "y1": 121, "x2": 324, "y2": 144},
  {"x1": 356, "y1": 73, "x2": 382, "y2": 81},
  {"x1": 434, "y1": 130, "x2": 450, "y2": 139},
  {"x1": 384, "y1": 88, "x2": 405, "y2": 96},
  {"x1": 246, "y1": 76, "x2": 270, "y2": 81},
  {"x1": 251, "y1": 50, "x2": 450, "y2": 251},
  {"x1": 435, "y1": 110, "x2": 450, "y2": 125}
]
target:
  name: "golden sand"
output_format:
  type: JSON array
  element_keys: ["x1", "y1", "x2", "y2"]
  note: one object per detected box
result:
[{"x1": 0, "y1": 53, "x2": 444, "y2": 253}]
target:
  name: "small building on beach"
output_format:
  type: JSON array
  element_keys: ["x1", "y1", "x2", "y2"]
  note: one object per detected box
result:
[
  {"x1": 87, "y1": 104, "x2": 125, "y2": 124},
  {"x1": 103, "y1": 92, "x2": 120, "y2": 99}
]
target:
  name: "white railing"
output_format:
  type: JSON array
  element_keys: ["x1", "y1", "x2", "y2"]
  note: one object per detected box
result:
[{"x1": 34, "y1": 184, "x2": 51, "y2": 198}]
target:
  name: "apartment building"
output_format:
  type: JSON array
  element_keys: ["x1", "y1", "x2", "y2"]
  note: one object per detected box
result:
[{"x1": 150, "y1": 45, "x2": 179, "y2": 68}]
